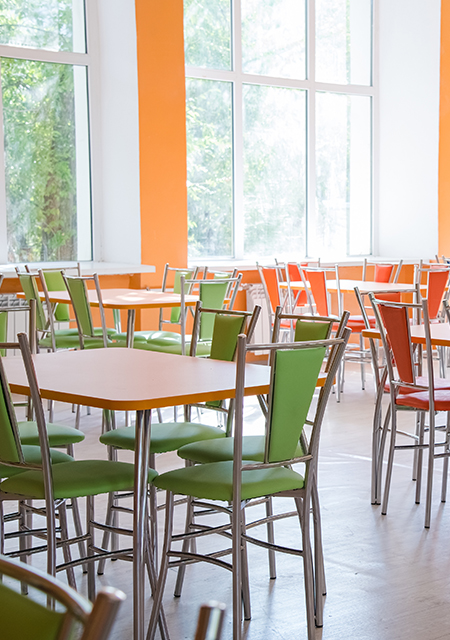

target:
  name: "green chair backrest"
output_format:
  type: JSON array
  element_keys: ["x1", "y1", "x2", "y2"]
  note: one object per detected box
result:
[
  {"x1": 0, "y1": 581, "x2": 65, "y2": 640},
  {"x1": 267, "y1": 346, "x2": 325, "y2": 463},
  {"x1": 42, "y1": 270, "x2": 70, "y2": 322},
  {"x1": 209, "y1": 314, "x2": 247, "y2": 362},
  {"x1": 198, "y1": 281, "x2": 229, "y2": 342},
  {"x1": 17, "y1": 273, "x2": 47, "y2": 332},
  {"x1": 206, "y1": 313, "x2": 247, "y2": 409},
  {"x1": 169, "y1": 269, "x2": 194, "y2": 324},
  {"x1": 0, "y1": 311, "x2": 7, "y2": 357},
  {"x1": 65, "y1": 277, "x2": 95, "y2": 337},
  {"x1": 0, "y1": 359, "x2": 22, "y2": 465},
  {"x1": 294, "y1": 318, "x2": 332, "y2": 342}
]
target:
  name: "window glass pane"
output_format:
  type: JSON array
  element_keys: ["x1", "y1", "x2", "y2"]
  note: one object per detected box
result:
[
  {"x1": 313, "y1": 92, "x2": 371, "y2": 258},
  {"x1": 0, "y1": 0, "x2": 86, "y2": 53},
  {"x1": 187, "y1": 78, "x2": 233, "y2": 259},
  {"x1": 242, "y1": 0, "x2": 306, "y2": 79},
  {"x1": 184, "y1": 0, "x2": 231, "y2": 70},
  {"x1": 243, "y1": 85, "x2": 306, "y2": 258},
  {"x1": 2, "y1": 58, "x2": 92, "y2": 262},
  {"x1": 316, "y1": 0, "x2": 371, "y2": 85}
]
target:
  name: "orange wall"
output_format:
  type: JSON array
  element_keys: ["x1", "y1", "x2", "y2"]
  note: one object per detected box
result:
[
  {"x1": 135, "y1": 0, "x2": 188, "y2": 329},
  {"x1": 439, "y1": 0, "x2": 450, "y2": 256},
  {"x1": 135, "y1": 0, "x2": 188, "y2": 290}
]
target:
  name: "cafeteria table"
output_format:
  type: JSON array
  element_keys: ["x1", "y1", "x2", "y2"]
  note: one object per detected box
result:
[
  {"x1": 3, "y1": 347, "x2": 271, "y2": 640},
  {"x1": 18, "y1": 288, "x2": 198, "y2": 350},
  {"x1": 281, "y1": 279, "x2": 418, "y2": 295}
]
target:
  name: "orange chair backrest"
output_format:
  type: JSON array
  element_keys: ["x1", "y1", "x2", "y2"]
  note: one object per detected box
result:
[
  {"x1": 262, "y1": 267, "x2": 281, "y2": 311},
  {"x1": 427, "y1": 269, "x2": 449, "y2": 320},
  {"x1": 287, "y1": 263, "x2": 307, "y2": 305},
  {"x1": 304, "y1": 270, "x2": 329, "y2": 316},
  {"x1": 374, "y1": 263, "x2": 394, "y2": 283},
  {"x1": 378, "y1": 303, "x2": 415, "y2": 384}
]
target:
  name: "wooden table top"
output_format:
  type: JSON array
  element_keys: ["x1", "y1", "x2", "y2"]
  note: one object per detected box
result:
[
  {"x1": 17, "y1": 288, "x2": 198, "y2": 310},
  {"x1": 281, "y1": 280, "x2": 418, "y2": 294},
  {"x1": 362, "y1": 322, "x2": 450, "y2": 347},
  {"x1": 4, "y1": 348, "x2": 271, "y2": 411}
]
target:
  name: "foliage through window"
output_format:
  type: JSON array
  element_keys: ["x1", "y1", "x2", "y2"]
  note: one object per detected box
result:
[
  {"x1": 0, "y1": 0, "x2": 91, "y2": 263},
  {"x1": 185, "y1": 0, "x2": 373, "y2": 261}
]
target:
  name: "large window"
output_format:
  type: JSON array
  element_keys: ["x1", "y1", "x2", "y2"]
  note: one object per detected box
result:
[
  {"x1": 185, "y1": 0, "x2": 373, "y2": 260},
  {"x1": 0, "y1": 0, "x2": 92, "y2": 263}
]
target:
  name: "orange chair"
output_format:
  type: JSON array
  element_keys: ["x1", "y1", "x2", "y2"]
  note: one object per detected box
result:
[{"x1": 370, "y1": 294, "x2": 450, "y2": 528}]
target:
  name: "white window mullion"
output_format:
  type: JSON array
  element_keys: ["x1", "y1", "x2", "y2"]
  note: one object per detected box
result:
[
  {"x1": 371, "y1": 0, "x2": 379, "y2": 256},
  {"x1": 306, "y1": 0, "x2": 316, "y2": 258},
  {"x1": 233, "y1": 0, "x2": 245, "y2": 259},
  {"x1": 0, "y1": 60, "x2": 7, "y2": 262}
]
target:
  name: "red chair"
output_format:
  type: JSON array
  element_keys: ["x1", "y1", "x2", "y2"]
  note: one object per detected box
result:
[{"x1": 370, "y1": 294, "x2": 450, "y2": 528}]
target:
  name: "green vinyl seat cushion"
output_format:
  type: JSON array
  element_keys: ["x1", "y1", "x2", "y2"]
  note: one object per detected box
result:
[
  {"x1": 153, "y1": 460, "x2": 304, "y2": 502},
  {"x1": 135, "y1": 339, "x2": 212, "y2": 356},
  {"x1": 177, "y1": 435, "x2": 305, "y2": 465},
  {"x1": 18, "y1": 421, "x2": 85, "y2": 446},
  {"x1": 0, "y1": 580, "x2": 65, "y2": 640},
  {"x1": 111, "y1": 331, "x2": 153, "y2": 345},
  {"x1": 100, "y1": 422, "x2": 226, "y2": 454},
  {"x1": 0, "y1": 445, "x2": 74, "y2": 479},
  {"x1": 0, "y1": 460, "x2": 158, "y2": 500},
  {"x1": 39, "y1": 327, "x2": 117, "y2": 350}
]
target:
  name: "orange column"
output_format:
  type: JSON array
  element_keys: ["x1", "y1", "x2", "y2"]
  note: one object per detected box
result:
[
  {"x1": 439, "y1": 0, "x2": 450, "y2": 256},
  {"x1": 135, "y1": 0, "x2": 188, "y2": 287}
]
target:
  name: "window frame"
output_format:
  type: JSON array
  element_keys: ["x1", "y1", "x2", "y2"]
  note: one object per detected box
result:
[
  {"x1": 0, "y1": 0, "x2": 97, "y2": 264},
  {"x1": 185, "y1": 0, "x2": 377, "y2": 261}
]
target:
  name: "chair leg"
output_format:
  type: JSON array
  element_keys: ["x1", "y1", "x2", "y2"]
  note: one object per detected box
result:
[
  {"x1": 295, "y1": 496, "x2": 316, "y2": 640},
  {"x1": 58, "y1": 502, "x2": 76, "y2": 589},
  {"x1": 441, "y1": 412, "x2": 450, "y2": 502},
  {"x1": 147, "y1": 491, "x2": 175, "y2": 640},
  {"x1": 376, "y1": 403, "x2": 391, "y2": 505},
  {"x1": 359, "y1": 334, "x2": 365, "y2": 391},
  {"x1": 240, "y1": 507, "x2": 251, "y2": 621},
  {"x1": 264, "y1": 497, "x2": 277, "y2": 579},
  {"x1": 144, "y1": 517, "x2": 170, "y2": 640},
  {"x1": 69, "y1": 497, "x2": 87, "y2": 573},
  {"x1": 173, "y1": 494, "x2": 194, "y2": 597},
  {"x1": 97, "y1": 491, "x2": 115, "y2": 576},
  {"x1": 86, "y1": 495, "x2": 96, "y2": 601},
  {"x1": 425, "y1": 410, "x2": 436, "y2": 528},
  {"x1": 312, "y1": 481, "x2": 326, "y2": 602},
  {"x1": 415, "y1": 412, "x2": 426, "y2": 505},
  {"x1": 381, "y1": 404, "x2": 398, "y2": 515}
]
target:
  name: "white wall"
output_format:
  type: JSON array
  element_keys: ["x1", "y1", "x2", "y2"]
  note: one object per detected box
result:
[
  {"x1": 377, "y1": 0, "x2": 441, "y2": 259},
  {"x1": 92, "y1": 0, "x2": 141, "y2": 263}
]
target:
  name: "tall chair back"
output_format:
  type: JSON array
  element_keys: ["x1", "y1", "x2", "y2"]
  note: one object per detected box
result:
[
  {"x1": 0, "y1": 556, "x2": 126, "y2": 640},
  {"x1": 158, "y1": 263, "x2": 200, "y2": 328},
  {"x1": 181, "y1": 276, "x2": 242, "y2": 346},
  {"x1": 362, "y1": 259, "x2": 403, "y2": 284},
  {"x1": 415, "y1": 264, "x2": 450, "y2": 321},
  {"x1": 256, "y1": 264, "x2": 285, "y2": 325},
  {"x1": 15, "y1": 270, "x2": 47, "y2": 333},
  {"x1": 300, "y1": 267, "x2": 338, "y2": 317},
  {"x1": 62, "y1": 273, "x2": 108, "y2": 348}
]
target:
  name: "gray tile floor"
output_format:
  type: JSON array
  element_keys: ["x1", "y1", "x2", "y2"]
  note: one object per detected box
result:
[{"x1": 7, "y1": 363, "x2": 450, "y2": 640}]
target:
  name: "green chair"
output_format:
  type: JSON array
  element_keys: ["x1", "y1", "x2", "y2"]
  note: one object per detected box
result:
[
  {"x1": 0, "y1": 333, "x2": 158, "y2": 600},
  {"x1": 176, "y1": 308, "x2": 349, "y2": 608},
  {"x1": 41, "y1": 265, "x2": 82, "y2": 323},
  {"x1": 146, "y1": 330, "x2": 350, "y2": 640},
  {"x1": 0, "y1": 555, "x2": 125, "y2": 640},
  {"x1": 15, "y1": 270, "x2": 80, "y2": 352},
  {"x1": 136, "y1": 275, "x2": 243, "y2": 356},
  {"x1": 62, "y1": 273, "x2": 118, "y2": 349}
]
